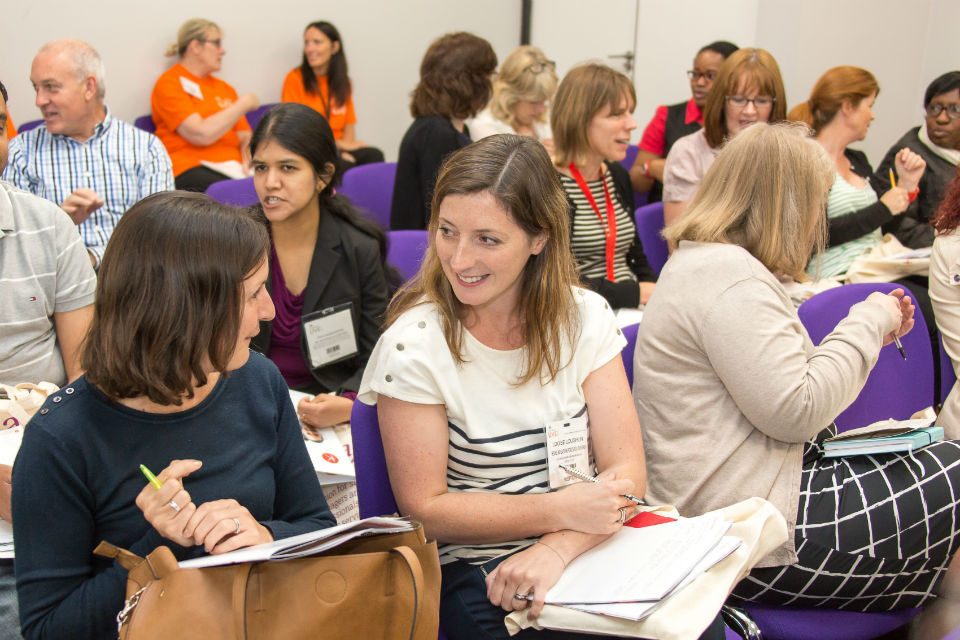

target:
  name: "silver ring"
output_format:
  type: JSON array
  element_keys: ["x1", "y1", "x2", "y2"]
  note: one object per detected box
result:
[
  {"x1": 513, "y1": 592, "x2": 532, "y2": 601},
  {"x1": 617, "y1": 507, "x2": 627, "y2": 523},
  {"x1": 168, "y1": 500, "x2": 181, "y2": 513},
  {"x1": 233, "y1": 517, "x2": 241, "y2": 534}
]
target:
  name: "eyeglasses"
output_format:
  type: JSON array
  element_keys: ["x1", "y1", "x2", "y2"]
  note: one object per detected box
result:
[
  {"x1": 201, "y1": 38, "x2": 222, "y2": 48},
  {"x1": 526, "y1": 60, "x2": 556, "y2": 74},
  {"x1": 687, "y1": 70, "x2": 717, "y2": 82},
  {"x1": 725, "y1": 95, "x2": 775, "y2": 109},
  {"x1": 926, "y1": 103, "x2": 960, "y2": 120}
]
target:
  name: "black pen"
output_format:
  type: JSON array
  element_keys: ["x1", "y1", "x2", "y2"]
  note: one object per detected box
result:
[
  {"x1": 559, "y1": 464, "x2": 645, "y2": 505},
  {"x1": 893, "y1": 335, "x2": 907, "y2": 360}
]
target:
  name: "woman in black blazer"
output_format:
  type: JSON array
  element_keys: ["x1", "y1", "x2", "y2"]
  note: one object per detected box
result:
[{"x1": 249, "y1": 103, "x2": 398, "y2": 428}]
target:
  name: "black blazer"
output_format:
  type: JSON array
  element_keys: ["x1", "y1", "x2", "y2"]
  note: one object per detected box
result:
[{"x1": 251, "y1": 204, "x2": 390, "y2": 393}]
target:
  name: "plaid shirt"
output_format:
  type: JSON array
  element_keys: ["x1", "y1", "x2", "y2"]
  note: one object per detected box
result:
[{"x1": 2, "y1": 108, "x2": 174, "y2": 266}]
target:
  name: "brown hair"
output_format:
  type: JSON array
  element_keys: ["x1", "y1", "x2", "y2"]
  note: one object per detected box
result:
[
  {"x1": 82, "y1": 191, "x2": 269, "y2": 405},
  {"x1": 787, "y1": 66, "x2": 879, "y2": 135},
  {"x1": 409, "y1": 32, "x2": 497, "y2": 120},
  {"x1": 702, "y1": 48, "x2": 787, "y2": 148},
  {"x1": 551, "y1": 63, "x2": 636, "y2": 167},
  {"x1": 934, "y1": 166, "x2": 960, "y2": 234},
  {"x1": 387, "y1": 134, "x2": 580, "y2": 385},
  {"x1": 664, "y1": 122, "x2": 833, "y2": 279}
]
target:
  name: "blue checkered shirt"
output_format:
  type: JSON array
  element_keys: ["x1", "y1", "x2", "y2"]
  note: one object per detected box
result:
[{"x1": 2, "y1": 108, "x2": 175, "y2": 266}]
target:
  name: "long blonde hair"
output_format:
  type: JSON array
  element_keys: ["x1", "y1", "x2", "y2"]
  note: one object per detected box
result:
[
  {"x1": 386, "y1": 134, "x2": 580, "y2": 385},
  {"x1": 664, "y1": 122, "x2": 832, "y2": 279}
]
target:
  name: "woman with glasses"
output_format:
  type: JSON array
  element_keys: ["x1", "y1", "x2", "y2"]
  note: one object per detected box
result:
[
  {"x1": 662, "y1": 47, "x2": 786, "y2": 226},
  {"x1": 874, "y1": 71, "x2": 960, "y2": 249},
  {"x1": 788, "y1": 66, "x2": 926, "y2": 279},
  {"x1": 281, "y1": 21, "x2": 384, "y2": 170},
  {"x1": 630, "y1": 40, "x2": 738, "y2": 200},
  {"x1": 469, "y1": 46, "x2": 558, "y2": 153},
  {"x1": 151, "y1": 19, "x2": 259, "y2": 192}
]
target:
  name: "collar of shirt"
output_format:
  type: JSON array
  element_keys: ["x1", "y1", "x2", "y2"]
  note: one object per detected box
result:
[
  {"x1": 684, "y1": 98, "x2": 704, "y2": 126},
  {"x1": 0, "y1": 184, "x2": 14, "y2": 235}
]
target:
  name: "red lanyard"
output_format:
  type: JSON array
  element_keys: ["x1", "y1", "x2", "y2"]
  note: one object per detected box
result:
[{"x1": 569, "y1": 163, "x2": 617, "y2": 281}]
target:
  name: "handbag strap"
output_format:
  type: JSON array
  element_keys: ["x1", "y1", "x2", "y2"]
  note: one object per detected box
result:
[
  {"x1": 231, "y1": 562, "x2": 255, "y2": 640},
  {"x1": 389, "y1": 545, "x2": 424, "y2": 640}
]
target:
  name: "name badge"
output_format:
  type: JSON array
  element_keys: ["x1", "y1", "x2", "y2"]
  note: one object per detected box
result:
[
  {"x1": 302, "y1": 303, "x2": 358, "y2": 369},
  {"x1": 179, "y1": 76, "x2": 203, "y2": 100},
  {"x1": 545, "y1": 409, "x2": 591, "y2": 489}
]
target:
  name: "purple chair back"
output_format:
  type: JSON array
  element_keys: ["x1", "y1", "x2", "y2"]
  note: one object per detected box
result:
[
  {"x1": 620, "y1": 144, "x2": 638, "y2": 171},
  {"x1": 134, "y1": 115, "x2": 156, "y2": 133},
  {"x1": 742, "y1": 603, "x2": 919, "y2": 640},
  {"x1": 204, "y1": 177, "x2": 258, "y2": 207},
  {"x1": 634, "y1": 202, "x2": 668, "y2": 276},
  {"x1": 245, "y1": 103, "x2": 278, "y2": 131},
  {"x1": 621, "y1": 323, "x2": 639, "y2": 389},
  {"x1": 940, "y1": 332, "x2": 957, "y2": 408},
  {"x1": 387, "y1": 230, "x2": 428, "y2": 282},
  {"x1": 17, "y1": 119, "x2": 43, "y2": 133},
  {"x1": 797, "y1": 282, "x2": 933, "y2": 432},
  {"x1": 340, "y1": 162, "x2": 397, "y2": 229},
  {"x1": 350, "y1": 400, "x2": 399, "y2": 518}
]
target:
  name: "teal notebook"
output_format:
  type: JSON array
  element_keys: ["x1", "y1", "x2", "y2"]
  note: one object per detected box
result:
[{"x1": 823, "y1": 422, "x2": 943, "y2": 458}]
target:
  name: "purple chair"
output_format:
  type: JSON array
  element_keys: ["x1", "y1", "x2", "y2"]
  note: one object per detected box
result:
[
  {"x1": 797, "y1": 282, "x2": 933, "y2": 432},
  {"x1": 245, "y1": 103, "x2": 278, "y2": 131},
  {"x1": 620, "y1": 144, "x2": 638, "y2": 171},
  {"x1": 940, "y1": 332, "x2": 957, "y2": 409},
  {"x1": 634, "y1": 202, "x2": 668, "y2": 276},
  {"x1": 387, "y1": 230, "x2": 428, "y2": 282},
  {"x1": 340, "y1": 162, "x2": 397, "y2": 230},
  {"x1": 204, "y1": 177, "x2": 258, "y2": 207},
  {"x1": 740, "y1": 604, "x2": 918, "y2": 640},
  {"x1": 17, "y1": 119, "x2": 43, "y2": 133},
  {"x1": 620, "y1": 323, "x2": 639, "y2": 389},
  {"x1": 133, "y1": 114, "x2": 156, "y2": 133}
]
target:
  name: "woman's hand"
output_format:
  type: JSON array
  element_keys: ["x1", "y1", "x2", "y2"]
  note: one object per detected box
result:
[
  {"x1": 298, "y1": 394, "x2": 354, "y2": 429},
  {"x1": 639, "y1": 282, "x2": 655, "y2": 306},
  {"x1": 866, "y1": 288, "x2": 915, "y2": 345},
  {"x1": 238, "y1": 93, "x2": 260, "y2": 113},
  {"x1": 554, "y1": 471, "x2": 638, "y2": 535},
  {"x1": 893, "y1": 148, "x2": 926, "y2": 192},
  {"x1": 485, "y1": 542, "x2": 566, "y2": 620},
  {"x1": 182, "y1": 498, "x2": 273, "y2": 554},
  {"x1": 134, "y1": 459, "x2": 201, "y2": 546},
  {"x1": 880, "y1": 187, "x2": 910, "y2": 215}
]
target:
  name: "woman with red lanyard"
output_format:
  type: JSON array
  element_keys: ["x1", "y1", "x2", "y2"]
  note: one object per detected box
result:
[{"x1": 552, "y1": 64, "x2": 656, "y2": 309}]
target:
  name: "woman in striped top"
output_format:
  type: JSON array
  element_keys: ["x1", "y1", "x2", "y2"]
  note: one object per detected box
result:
[
  {"x1": 359, "y1": 136, "x2": 727, "y2": 639},
  {"x1": 551, "y1": 64, "x2": 657, "y2": 309},
  {"x1": 789, "y1": 66, "x2": 927, "y2": 278}
]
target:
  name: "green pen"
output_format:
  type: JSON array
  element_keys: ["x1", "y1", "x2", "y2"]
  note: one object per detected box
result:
[{"x1": 140, "y1": 464, "x2": 163, "y2": 490}]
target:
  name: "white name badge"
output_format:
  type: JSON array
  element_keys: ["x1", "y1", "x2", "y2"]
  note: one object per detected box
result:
[
  {"x1": 302, "y1": 303, "x2": 358, "y2": 369},
  {"x1": 179, "y1": 76, "x2": 203, "y2": 100},
  {"x1": 545, "y1": 411, "x2": 591, "y2": 490}
]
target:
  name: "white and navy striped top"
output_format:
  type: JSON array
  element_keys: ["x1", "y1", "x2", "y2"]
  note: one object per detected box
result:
[
  {"x1": 358, "y1": 288, "x2": 626, "y2": 564},
  {"x1": 559, "y1": 170, "x2": 637, "y2": 283},
  {"x1": 2, "y1": 109, "x2": 174, "y2": 266},
  {"x1": 809, "y1": 173, "x2": 881, "y2": 278}
]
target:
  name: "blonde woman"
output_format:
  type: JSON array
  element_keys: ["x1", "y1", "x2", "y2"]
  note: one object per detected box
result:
[
  {"x1": 636, "y1": 122, "x2": 960, "y2": 612},
  {"x1": 151, "y1": 19, "x2": 259, "y2": 191},
  {"x1": 469, "y1": 45, "x2": 557, "y2": 152}
]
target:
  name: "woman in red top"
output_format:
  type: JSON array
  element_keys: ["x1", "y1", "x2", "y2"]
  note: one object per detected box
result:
[{"x1": 281, "y1": 21, "x2": 384, "y2": 169}]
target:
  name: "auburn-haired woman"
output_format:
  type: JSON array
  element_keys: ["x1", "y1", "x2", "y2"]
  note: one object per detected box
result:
[
  {"x1": 12, "y1": 192, "x2": 335, "y2": 639},
  {"x1": 389, "y1": 32, "x2": 497, "y2": 231},
  {"x1": 281, "y1": 21, "x2": 384, "y2": 169}
]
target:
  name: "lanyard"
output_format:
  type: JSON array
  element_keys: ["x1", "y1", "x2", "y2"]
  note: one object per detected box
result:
[{"x1": 569, "y1": 163, "x2": 617, "y2": 281}]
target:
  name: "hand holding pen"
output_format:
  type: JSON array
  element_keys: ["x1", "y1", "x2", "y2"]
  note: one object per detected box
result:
[
  {"x1": 558, "y1": 464, "x2": 644, "y2": 533},
  {"x1": 135, "y1": 460, "x2": 201, "y2": 547}
]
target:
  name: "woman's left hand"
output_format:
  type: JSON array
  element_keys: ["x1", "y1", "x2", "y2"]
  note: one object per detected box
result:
[
  {"x1": 485, "y1": 542, "x2": 566, "y2": 620},
  {"x1": 893, "y1": 148, "x2": 926, "y2": 192},
  {"x1": 182, "y1": 498, "x2": 274, "y2": 554},
  {"x1": 298, "y1": 394, "x2": 354, "y2": 429}
]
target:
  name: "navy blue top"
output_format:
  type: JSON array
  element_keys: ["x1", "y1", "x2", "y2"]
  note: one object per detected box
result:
[{"x1": 11, "y1": 351, "x2": 335, "y2": 639}]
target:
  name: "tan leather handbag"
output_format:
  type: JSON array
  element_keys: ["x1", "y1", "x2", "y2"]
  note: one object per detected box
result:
[{"x1": 95, "y1": 525, "x2": 440, "y2": 640}]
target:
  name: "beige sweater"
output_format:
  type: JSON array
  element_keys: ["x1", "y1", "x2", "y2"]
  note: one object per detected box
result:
[{"x1": 633, "y1": 242, "x2": 895, "y2": 566}]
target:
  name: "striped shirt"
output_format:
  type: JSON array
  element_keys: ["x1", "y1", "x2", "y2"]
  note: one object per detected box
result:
[
  {"x1": 2, "y1": 109, "x2": 174, "y2": 266},
  {"x1": 0, "y1": 181, "x2": 96, "y2": 385},
  {"x1": 560, "y1": 170, "x2": 637, "y2": 283},
  {"x1": 358, "y1": 288, "x2": 626, "y2": 564},
  {"x1": 811, "y1": 173, "x2": 881, "y2": 278}
]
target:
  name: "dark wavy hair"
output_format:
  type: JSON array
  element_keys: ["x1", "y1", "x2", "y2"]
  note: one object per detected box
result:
[
  {"x1": 410, "y1": 32, "x2": 497, "y2": 120},
  {"x1": 82, "y1": 191, "x2": 269, "y2": 405},
  {"x1": 249, "y1": 103, "x2": 401, "y2": 289},
  {"x1": 299, "y1": 21, "x2": 351, "y2": 108},
  {"x1": 933, "y1": 167, "x2": 960, "y2": 234}
]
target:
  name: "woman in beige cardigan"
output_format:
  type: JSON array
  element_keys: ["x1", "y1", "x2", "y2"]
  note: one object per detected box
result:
[{"x1": 634, "y1": 122, "x2": 960, "y2": 614}]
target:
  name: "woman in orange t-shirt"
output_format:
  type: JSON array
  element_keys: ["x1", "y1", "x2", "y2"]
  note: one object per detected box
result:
[
  {"x1": 281, "y1": 21, "x2": 383, "y2": 169},
  {"x1": 152, "y1": 18, "x2": 259, "y2": 192}
]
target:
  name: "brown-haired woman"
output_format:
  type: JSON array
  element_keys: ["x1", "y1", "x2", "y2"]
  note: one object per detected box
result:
[
  {"x1": 360, "y1": 135, "x2": 725, "y2": 639},
  {"x1": 389, "y1": 32, "x2": 497, "y2": 231},
  {"x1": 551, "y1": 63, "x2": 656, "y2": 309},
  {"x1": 662, "y1": 47, "x2": 787, "y2": 225},
  {"x1": 11, "y1": 191, "x2": 336, "y2": 639},
  {"x1": 788, "y1": 66, "x2": 926, "y2": 279}
]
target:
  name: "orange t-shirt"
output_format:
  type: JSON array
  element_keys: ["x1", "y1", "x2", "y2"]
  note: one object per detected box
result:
[
  {"x1": 6, "y1": 111, "x2": 17, "y2": 139},
  {"x1": 281, "y1": 68, "x2": 356, "y2": 140},
  {"x1": 151, "y1": 62, "x2": 251, "y2": 176}
]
